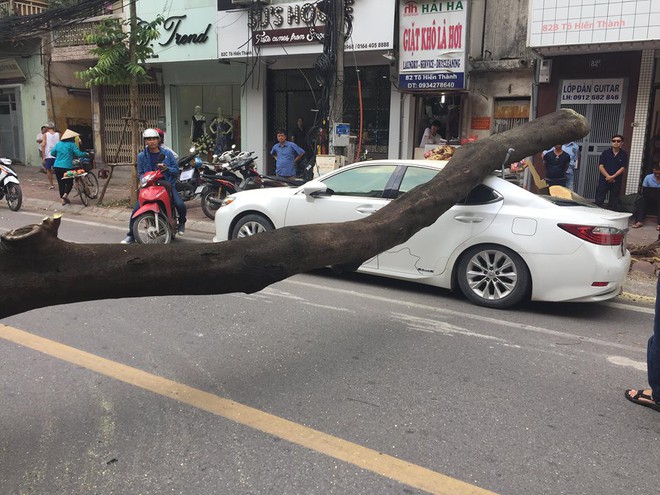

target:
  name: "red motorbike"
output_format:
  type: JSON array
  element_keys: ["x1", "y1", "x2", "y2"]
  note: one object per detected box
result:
[{"x1": 131, "y1": 168, "x2": 179, "y2": 244}]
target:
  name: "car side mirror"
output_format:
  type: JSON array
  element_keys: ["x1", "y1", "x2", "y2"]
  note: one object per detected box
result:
[{"x1": 302, "y1": 182, "x2": 328, "y2": 198}]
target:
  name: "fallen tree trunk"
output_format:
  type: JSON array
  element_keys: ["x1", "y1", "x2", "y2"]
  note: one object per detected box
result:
[{"x1": 0, "y1": 110, "x2": 589, "y2": 318}]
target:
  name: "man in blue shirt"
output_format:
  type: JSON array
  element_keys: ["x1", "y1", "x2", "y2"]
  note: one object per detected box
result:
[
  {"x1": 631, "y1": 163, "x2": 660, "y2": 229},
  {"x1": 121, "y1": 128, "x2": 187, "y2": 243},
  {"x1": 270, "y1": 129, "x2": 305, "y2": 179},
  {"x1": 595, "y1": 134, "x2": 628, "y2": 210}
]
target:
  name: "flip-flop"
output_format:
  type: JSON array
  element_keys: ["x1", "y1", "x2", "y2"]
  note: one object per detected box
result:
[
  {"x1": 631, "y1": 222, "x2": 643, "y2": 228},
  {"x1": 625, "y1": 389, "x2": 660, "y2": 412}
]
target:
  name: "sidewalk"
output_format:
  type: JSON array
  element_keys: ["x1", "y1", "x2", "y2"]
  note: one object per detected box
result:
[
  {"x1": 7, "y1": 163, "x2": 659, "y2": 301},
  {"x1": 12, "y1": 163, "x2": 215, "y2": 236}
]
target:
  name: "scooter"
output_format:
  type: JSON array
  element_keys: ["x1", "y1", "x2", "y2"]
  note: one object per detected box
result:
[
  {"x1": 199, "y1": 150, "x2": 289, "y2": 219},
  {"x1": 0, "y1": 157, "x2": 22, "y2": 211},
  {"x1": 175, "y1": 148, "x2": 212, "y2": 201},
  {"x1": 131, "y1": 164, "x2": 179, "y2": 244}
]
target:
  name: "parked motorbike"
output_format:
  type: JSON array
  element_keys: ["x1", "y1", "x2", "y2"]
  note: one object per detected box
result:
[
  {"x1": 131, "y1": 160, "x2": 180, "y2": 244},
  {"x1": 175, "y1": 148, "x2": 212, "y2": 201},
  {"x1": 0, "y1": 157, "x2": 22, "y2": 211},
  {"x1": 199, "y1": 150, "x2": 289, "y2": 219}
]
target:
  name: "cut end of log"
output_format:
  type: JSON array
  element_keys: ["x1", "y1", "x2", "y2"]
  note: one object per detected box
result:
[{"x1": 1, "y1": 215, "x2": 62, "y2": 245}]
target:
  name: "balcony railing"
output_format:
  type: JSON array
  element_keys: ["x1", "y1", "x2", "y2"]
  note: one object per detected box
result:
[{"x1": 0, "y1": 0, "x2": 48, "y2": 16}]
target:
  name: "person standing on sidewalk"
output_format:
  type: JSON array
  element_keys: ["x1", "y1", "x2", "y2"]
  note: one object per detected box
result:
[
  {"x1": 50, "y1": 129, "x2": 88, "y2": 205},
  {"x1": 270, "y1": 129, "x2": 305, "y2": 180},
  {"x1": 36, "y1": 125, "x2": 47, "y2": 173},
  {"x1": 595, "y1": 134, "x2": 628, "y2": 210},
  {"x1": 41, "y1": 122, "x2": 59, "y2": 190},
  {"x1": 625, "y1": 275, "x2": 660, "y2": 413}
]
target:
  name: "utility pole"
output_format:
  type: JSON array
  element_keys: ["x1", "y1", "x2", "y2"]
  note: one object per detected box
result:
[
  {"x1": 329, "y1": 0, "x2": 345, "y2": 161},
  {"x1": 128, "y1": 0, "x2": 139, "y2": 204}
]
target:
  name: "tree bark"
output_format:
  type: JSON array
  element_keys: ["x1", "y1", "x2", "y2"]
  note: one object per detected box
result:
[{"x1": 0, "y1": 110, "x2": 589, "y2": 318}]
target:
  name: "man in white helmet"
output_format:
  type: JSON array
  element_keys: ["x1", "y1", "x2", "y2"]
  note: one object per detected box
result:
[{"x1": 121, "y1": 128, "x2": 187, "y2": 243}]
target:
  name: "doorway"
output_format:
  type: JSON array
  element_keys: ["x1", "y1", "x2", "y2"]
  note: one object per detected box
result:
[
  {"x1": 0, "y1": 89, "x2": 22, "y2": 161},
  {"x1": 559, "y1": 82, "x2": 627, "y2": 200}
]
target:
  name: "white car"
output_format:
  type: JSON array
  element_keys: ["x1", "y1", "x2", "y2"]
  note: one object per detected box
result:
[{"x1": 213, "y1": 159, "x2": 631, "y2": 309}]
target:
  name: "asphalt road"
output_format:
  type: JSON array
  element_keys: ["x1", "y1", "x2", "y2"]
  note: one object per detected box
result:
[{"x1": 1, "y1": 213, "x2": 659, "y2": 495}]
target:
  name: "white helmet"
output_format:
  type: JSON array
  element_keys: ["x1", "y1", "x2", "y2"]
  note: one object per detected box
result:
[{"x1": 143, "y1": 128, "x2": 159, "y2": 139}]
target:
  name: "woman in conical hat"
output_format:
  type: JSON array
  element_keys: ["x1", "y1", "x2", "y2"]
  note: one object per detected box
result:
[{"x1": 49, "y1": 129, "x2": 89, "y2": 205}]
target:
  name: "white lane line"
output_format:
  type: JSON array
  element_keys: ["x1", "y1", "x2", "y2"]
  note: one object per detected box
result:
[
  {"x1": 284, "y1": 280, "x2": 646, "y2": 353},
  {"x1": 606, "y1": 355, "x2": 647, "y2": 371},
  {"x1": 602, "y1": 301, "x2": 654, "y2": 314}
]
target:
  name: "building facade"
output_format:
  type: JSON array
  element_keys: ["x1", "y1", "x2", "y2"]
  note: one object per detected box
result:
[{"x1": 529, "y1": 0, "x2": 660, "y2": 199}]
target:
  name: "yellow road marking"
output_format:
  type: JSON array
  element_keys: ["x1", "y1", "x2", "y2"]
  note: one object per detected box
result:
[{"x1": 0, "y1": 323, "x2": 497, "y2": 495}]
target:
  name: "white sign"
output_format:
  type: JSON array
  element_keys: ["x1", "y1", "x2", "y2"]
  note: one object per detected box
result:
[
  {"x1": 137, "y1": 3, "x2": 218, "y2": 62},
  {"x1": 217, "y1": 0, "x2": 394, "y2": 58},
  {"x1": 398, "y1": 0, "x2": 467, "y2": 90},
  {"x1": 529, "y1": 0, "x2": 660, "y2": 47},
  {"x1": 560, "y1": 79, "x2": 624, "y2": 105}
]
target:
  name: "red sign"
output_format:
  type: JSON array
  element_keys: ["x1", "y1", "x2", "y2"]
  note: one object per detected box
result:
[{"x1": 471, "y1": 117, "x2": 491, "y2": 130}]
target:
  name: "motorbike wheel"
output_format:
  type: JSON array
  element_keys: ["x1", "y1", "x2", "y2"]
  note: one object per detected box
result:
[
  {"x1": 132, "y1": 212, "x2": 173, "y2": 244},
  {"x1": 201, "y1": 188, "x2": 227, "y2": 220},
  {"x1": 5, "y1": 183, "x2": 22, "y2": 211}
]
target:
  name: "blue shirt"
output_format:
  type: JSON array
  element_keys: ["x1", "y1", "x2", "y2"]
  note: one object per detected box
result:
[
  {"x1": 137, "y1": 146, "x2": 178, "y2": 185},
  {"x1": 50, "y1": 140, "x2": 87, "y2": 170},
  {"x1": 642, "y1": 173, "x2": 660, "y2": 188},
  {"x1": 270, "y1": 140, "x2": 304, "y2": 177}
]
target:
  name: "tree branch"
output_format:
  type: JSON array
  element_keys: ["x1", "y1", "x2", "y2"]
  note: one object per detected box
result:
[{"x1": 0, "y1": 110, "x2": 589, "y2": 318}]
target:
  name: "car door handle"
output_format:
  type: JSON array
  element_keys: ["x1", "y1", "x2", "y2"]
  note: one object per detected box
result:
[
  {"x1": 356, "y1": 206, "x2": 379, "y2": 214},
  {"x1": 454, "y1": 214, "x2": 483, "y2": 223}
]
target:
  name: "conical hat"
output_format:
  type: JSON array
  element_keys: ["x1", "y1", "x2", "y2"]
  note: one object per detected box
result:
[{"x1": 61, "y1": 129, "x2": 80, "y2": 141}]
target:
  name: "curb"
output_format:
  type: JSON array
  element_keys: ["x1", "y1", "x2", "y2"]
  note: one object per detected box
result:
[{"x1": 19, "y1": 198, "x2": 217, "y2": 236}]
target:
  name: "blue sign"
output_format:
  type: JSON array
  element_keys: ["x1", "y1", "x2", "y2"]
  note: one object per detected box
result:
[{"x1": 398, "y1": 72, "x2": 465, "y2": 91}]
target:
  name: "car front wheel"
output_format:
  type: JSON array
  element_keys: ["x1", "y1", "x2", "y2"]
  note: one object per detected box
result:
[
  {"x1": 231, "y1": 214, "x2": 274, "y2": 239},
  {"x1": 456, "y1": 244, "x2": 530, "y2": 309}
]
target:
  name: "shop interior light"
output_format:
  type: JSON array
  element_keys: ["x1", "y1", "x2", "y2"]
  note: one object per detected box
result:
[{"x1": 441, "y1": 94, "x2": 446, "y2": 104}]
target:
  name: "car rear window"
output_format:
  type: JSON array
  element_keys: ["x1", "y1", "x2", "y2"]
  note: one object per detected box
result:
[
  {"x1": 456, "y1": 184, "x2": 502, "y2": 205},
  {"x1": 540, "y1": 195, "x2": 598, "y2": 207}
]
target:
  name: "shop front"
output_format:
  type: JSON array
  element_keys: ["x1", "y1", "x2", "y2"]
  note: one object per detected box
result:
[
  {"x1": 218, "y1": 0, "x2": 396, "y2": 172},
  {"x1": 529, "y1": 0, "x2": 660, "y2": 199},
  {"x1": 536, "y1": 52, "x2": 642, "y2": 200},
  {"x1": 397, "y1": 0, "x2": 468, "y2": 158},
  {"x1": 138, "y1": 2, "x2": 247, "y2": 160}
]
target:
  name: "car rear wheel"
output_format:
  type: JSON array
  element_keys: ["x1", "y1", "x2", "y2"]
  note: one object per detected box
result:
[
  {"x1": 231, "y1": 214, "x2": 274, "y2": 239},
  {"x1": 456, "y1": 244, "x2": 530, "y2": 309}
]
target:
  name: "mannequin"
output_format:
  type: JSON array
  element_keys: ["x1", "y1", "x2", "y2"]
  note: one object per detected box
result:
[
  {"x1": 191, "y1": 105, "x2": 206, "y2": 141},
  {"x1": 209, "y1": 106, "x2": 233, "y2": 154}
]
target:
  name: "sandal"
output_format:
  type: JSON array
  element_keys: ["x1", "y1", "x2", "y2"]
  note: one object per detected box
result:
[
  {"x1": 625, "y1": 389, "x2": 660, "y2": 412},
  {"x1": 631, "y1": 222, "x2": 643, "y2": 228}
]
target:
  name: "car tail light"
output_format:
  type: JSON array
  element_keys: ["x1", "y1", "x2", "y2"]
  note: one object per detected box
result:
[{"x1": 557, "y1": 224, "x2": 625, "y2": 246}]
